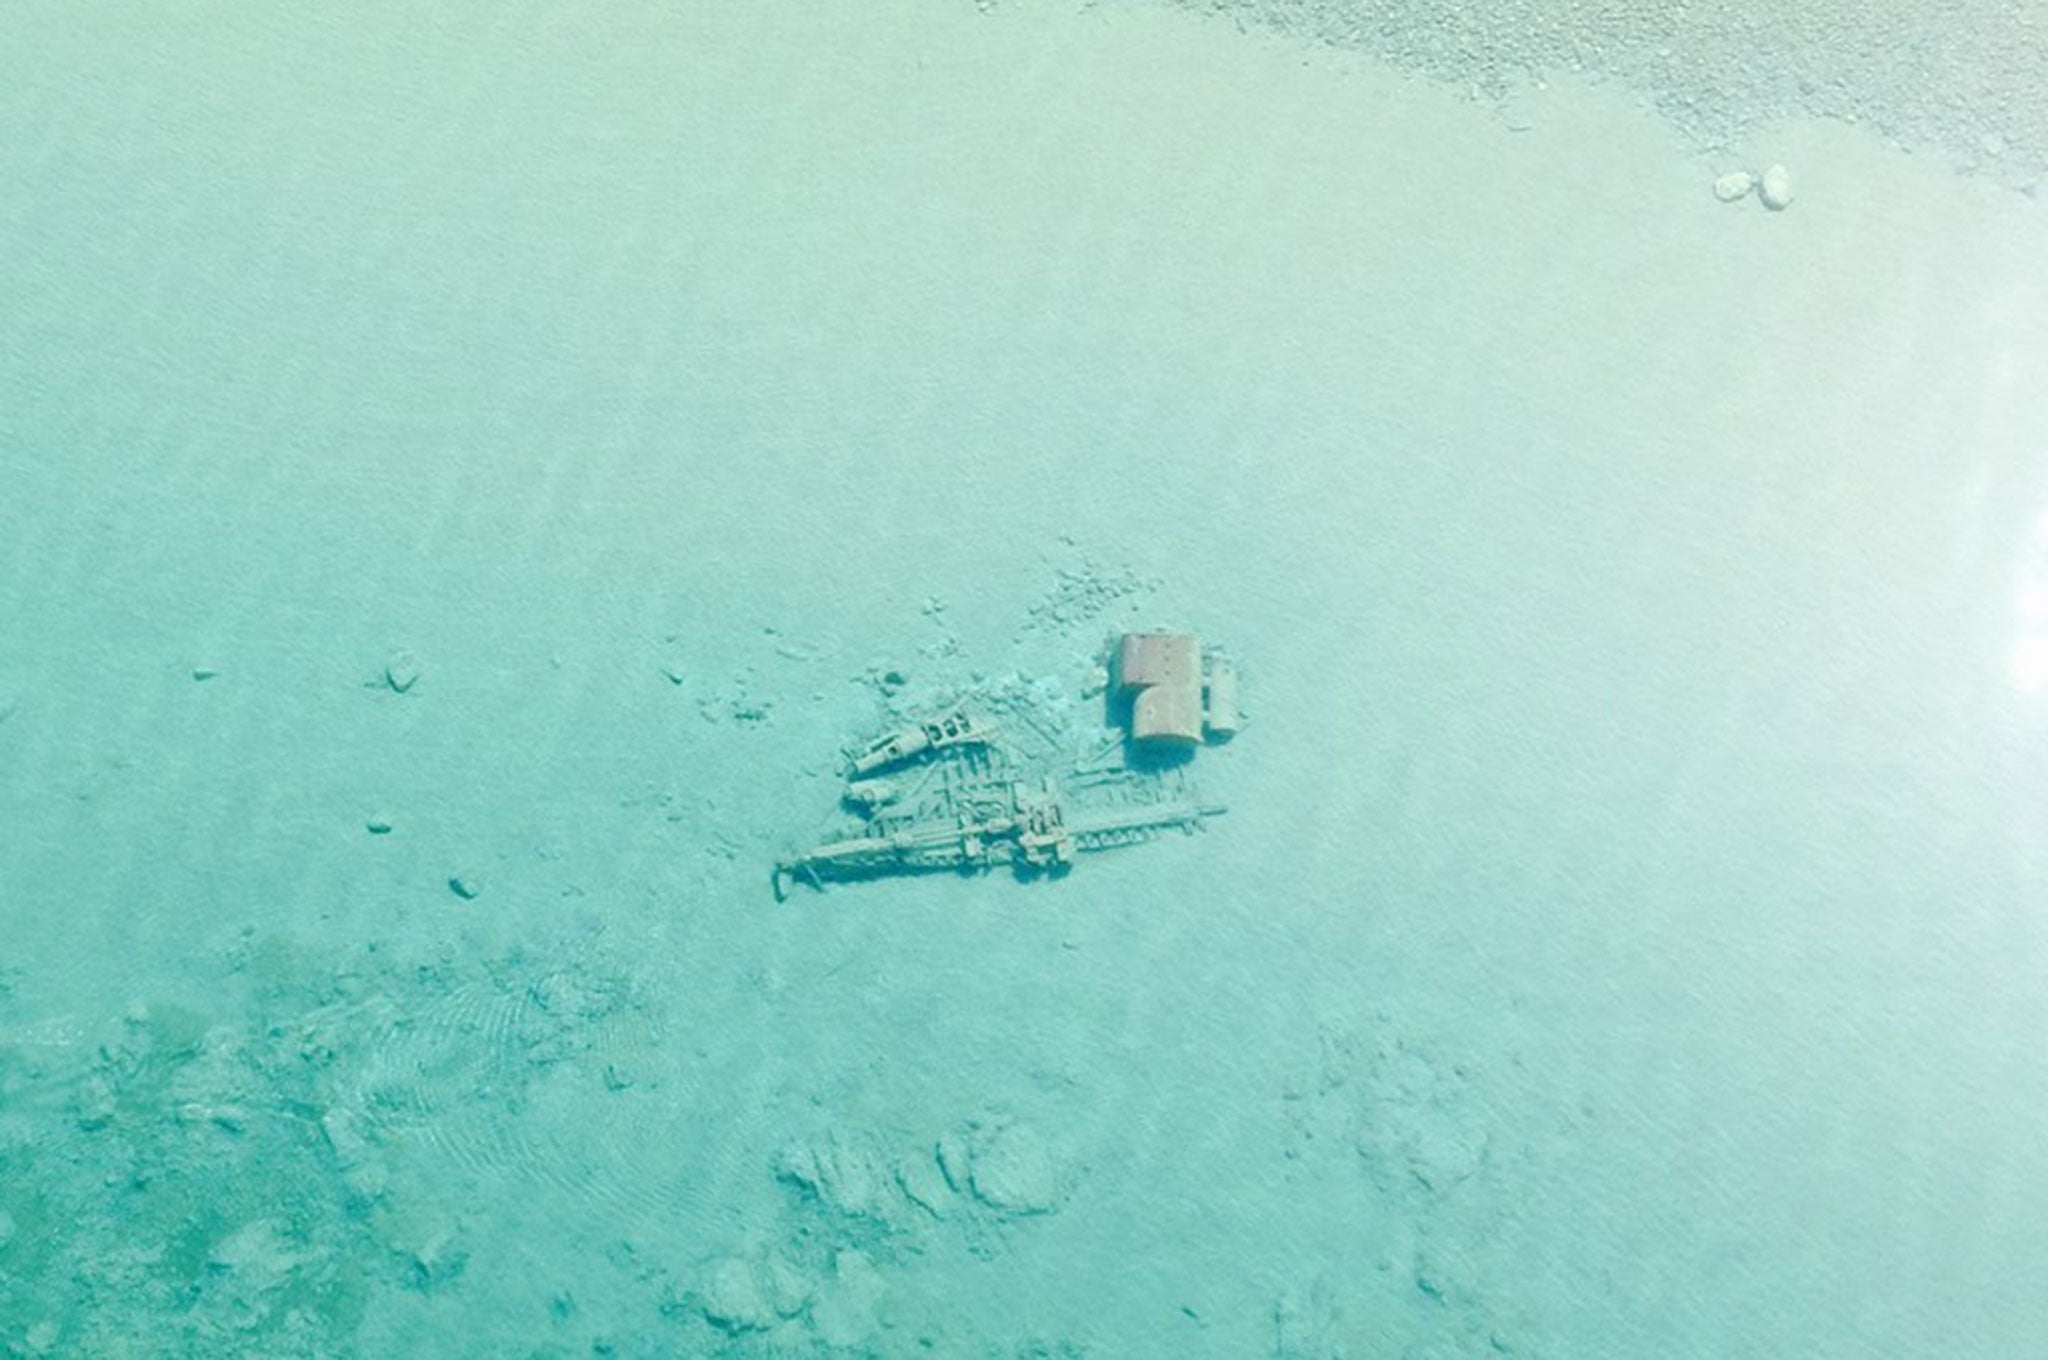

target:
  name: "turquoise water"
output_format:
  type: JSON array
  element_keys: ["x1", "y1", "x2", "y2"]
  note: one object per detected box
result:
[{"x1": 4, "y1": 2, "x2": 2046, "y2": 1355}]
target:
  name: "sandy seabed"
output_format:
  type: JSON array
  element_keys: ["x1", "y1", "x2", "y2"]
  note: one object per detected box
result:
[{"x1": 2, "y1": 2, "x2": 2044, "y2": 1356}]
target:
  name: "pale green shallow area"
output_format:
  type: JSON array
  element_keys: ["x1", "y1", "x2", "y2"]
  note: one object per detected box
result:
[{"x1": 2, "y1": 1, "x2": 2046, "y2": 1356}]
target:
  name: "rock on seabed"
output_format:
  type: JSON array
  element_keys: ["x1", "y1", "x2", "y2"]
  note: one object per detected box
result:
[
  {"x1": 1713, "y1": 169, "x2": 1755, "y2": 202},
  {"x1": 1759, "y1": 163, "x2": 1796, "y2": 210}
]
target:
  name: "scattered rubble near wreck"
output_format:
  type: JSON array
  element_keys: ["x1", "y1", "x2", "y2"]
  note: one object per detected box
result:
[{"x1": 773, "y1": 632, "x2": 1241, "y2": 898}]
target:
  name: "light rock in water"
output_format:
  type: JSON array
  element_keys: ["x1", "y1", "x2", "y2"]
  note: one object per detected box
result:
[
  {"x1": 697, "y1": 1254, "x2": 808, "y2": 1334},
  {"x1": 935, "y1": 1126, "x2": 974, "y2": 1195},
  {"x1": 810, "y1": 1250, "x2": 886, "y2": 1349},
  {"x1": 383, "y1": 651, "x2": 422, "y2": 693},
  {"x1": 894, "y1": 1150, "x2": 956, "y2": 1217},
  {"x1": 965, "y1": 1120, "x2": 1062, "y2": 1215},
  {"x1": 775, "y1": 1132, "x2": 895, "y2": 1220},
  {"x1": 1759, "y1": 163, "x2": 1796, "y2": 211},
  {"x1": 206, "y1": 1218, "x2": 303, "y2": 1289},
  {"x1": 1712, "y1": 170, "x2": 1755, "y2": 202}
]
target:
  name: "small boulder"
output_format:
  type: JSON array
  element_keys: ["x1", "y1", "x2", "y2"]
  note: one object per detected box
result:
[
  {"x1": 1759, "y1": 163, "x2": 1796, "y2": 211},
  {"x1": 383, "y1": 652, "x2": 422, "y2": 694},
  {"x1": 962, "y1": 1119, "x2": 1064, "y2": 1216}
]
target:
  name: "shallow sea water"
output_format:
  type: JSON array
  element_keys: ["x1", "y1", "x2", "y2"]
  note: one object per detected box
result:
[{"x1": 2, "y1": 2, "x2": 2045, "y2": 1356}]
